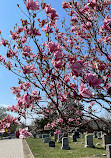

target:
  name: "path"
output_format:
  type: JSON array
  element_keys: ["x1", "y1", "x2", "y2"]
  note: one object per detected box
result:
[{"x1": 0, "y1": 139, "x2": 24, "y2": 158}]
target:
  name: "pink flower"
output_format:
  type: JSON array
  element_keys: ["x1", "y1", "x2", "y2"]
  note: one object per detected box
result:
[
  {"x1": 70, "y1": 60, "x2": 83, "y2": 77},
  {"x1": 54, "y1": 130, "x2": 61, "y2": 134},
  {"x1": 0, "y1": 55, "x2": 5, "y2": 61},
  {"x1": 22, "y1": 65, "x2": 36, "y2": 74},
  {"x1": 0, "y1": 39, "x2": 8, "y2": 46},
  {"x1": 86, "y1": 73, "x2": 103, "y2": 88},
  {"x1": 19, "y1": 128, "x2": 32, "y2": 138},
  {"x1": 56, "y1": 118, "x2": 63, "y2": 123},
  {"x1": 24, "y1": 0, "x2": 39, "y2": 11},
  {"x1": 68, "y1": 118, "x2": 74, "y2": 122},
  {"x1": 46, "y1": 42, "x2": 62, "y2": 52},
  {"x1": 54, "y1": 60, "x2": 63, "y2": 68},
  {"x1": 101, "y1": 15, "x2": 111, "y2": 32},
  {"x1": 79, "y1": 83, "x2": 92, "y2": 98},
  {"x1": 62, "y1": 1, "x2": 71, "y2": 8}
]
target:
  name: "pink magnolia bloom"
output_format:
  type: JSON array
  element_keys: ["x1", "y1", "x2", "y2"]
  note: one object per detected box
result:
[
  {"x1": 19, "y1": 128, "x2": 32, "y2": 139},
  {"x1": 68, "y1": 118, "x2": 74, "y2": 122},
  {"x1": 86, "y1": 73, "x2": 103, "y2": 88},
  {"x1": 70, "y1": 60, "x2": 83, "y2": 77},
  {"x1": 56, "y1": 118, "x2": 63, "y2": 124},
  {"x1": 79, "y1": 83, "x2": 93, "y2": 98},
  {"x1": 20, "y1": 82, "x2": 31, "y2": 91},
  {"x1": 24, "y1": 0, "x2": 39, "y2": 11},
  {"x1": 54, "y1": 60, "x2": 63, "y2": 69},
  {"x1": 101, "y1": 15, "x2": 111, "y2": 32},
  {"x1": 45, "y1": 5, "x2": 58, "y2": 19},
  {"x1": 0, "y1": 39, "x2": 8, "y2": 46},
  {"x1": 54, "y1": 130, "x2": 61, "y2": 134},
  {"x1": 22, "y1": 65, "x2": 36, "y2": 74},
  {"x1": 62, "y1": 1, "x2": 71, "y2": 8},
  {"x1": 46, "y1": 42, "x2": 62, "y2": 52},
  {"x1": 0, "y1": 55, "x2": 5, "y2": 61}
]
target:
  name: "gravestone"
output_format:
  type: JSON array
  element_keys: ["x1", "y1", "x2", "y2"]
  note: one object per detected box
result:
[
  {"x1": 72, "y1": 134, "x2": 77, "y2": 142},
  {"x1": 61, "y1": 137, "x2": 70, "y2": 150},
  {"x1": 73, "y1": 131, "x2": 80, "y2": 138},
  {"x1": 39, "y1": 134, "x2": 42, "y2": 138},
  {"x1": 98, "y1": 132, "x2": 102, "y2": 139},
  {"x1": 42, "y1": 134, "x2": 49, "y2": 139},
  {"x1": 49, "y1": 141, "x2": 55, "y2": 147},
  {"x1": 106, "y1": 144, "x2": 111, "y2": 158},
  {"x1": 85, "y1": 135, "x2": 95, "y2": 148},
  {"x1": 50, "y1": 131, "x2": 54, "y2": 136},
  {"x1": 103, "y1": 135, "x2": 111, "y2": 148},
  {"x1": 57, "y1": 133, "x2": 63, "y2": 143},
  {"x1": 33, "y1": 133, "x2": 36, "y2": 139},
  {"x1": 43, "y1": 137, "x2": 51, "y2": 143},
  {"x1": 93, "y1": 131, "x2": 97, "y2": 138}
]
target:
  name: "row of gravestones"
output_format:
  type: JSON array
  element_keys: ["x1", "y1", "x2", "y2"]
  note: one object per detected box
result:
[
  {"x1": 38, "y1": 132, "x2": 111, "y2": 157},
  {"x1": 38, "y1": 133, "x2": 70, "y2": 149}
]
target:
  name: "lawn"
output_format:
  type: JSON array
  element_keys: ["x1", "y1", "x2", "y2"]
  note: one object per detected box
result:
[{"x1": 26, "y1": 135, "x2": 107, "y2": 158}]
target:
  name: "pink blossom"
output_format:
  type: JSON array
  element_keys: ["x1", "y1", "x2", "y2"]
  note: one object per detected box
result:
[
  {"x1": 101, "y1": 15, "x2": 111, "y2": 32},
  {"x1": 54, "y1": 130, "x2": 61, "y2": 134},
  {"x1": 20, "y1": 82, "x2": 31, "y2": 91},
  {"x1": 0, "y1": 55, "x2": 5, "y2": 61},
  {"x1": 46, "y1": 42, "x2": 62, "y2": 52},
  {"x1": 51, "y1": 122, "x2": 57, "y2": 128},
  {"x1": 70, "y1": 60, "x2": 83, "y2": 77},
  {"x1": 86, "y1": 73, "x2": 103, "y2": 88},
  {"x1": 7, "y1": 50, "x2": 17, "y2": 58},
  {"x1": 22, "y1": 65, "x2": 36, "y2": 74},
  {"x1": 56, "y1": 118, "x2": 63, "y2": 123},
  {"x1": 54, "y1": 60, "x2": 63, "y2": 68},
  {"x1": 68, "y1": 118, "x2": 74, "y2": 122},
  {"x1": 103, "y1": 0, "x2": 111, "y2": 5},
  {"x1": 45, "y1": 5, "x2": 58, "y2": 19},
  {"x1": 10, "y1": 31, "x2": 20, "y2": 40},
  {"x1": 64, "y1": 76, "x2": 70, "y2": 83},
  {"x1": 19, "y1": 128, "x2": 32, "y2": 138},
  {"x1": 62, "y1": 1, "x2": 71, "y2": 8},
  {"x1": 24, "y1": 0, "x2": 39, "y2": 11},
  {"x1": 79, "y1": 83, "x2": 93, "y2": 98},
  {"x1": 0, "y1": 39, "x2": 8, "y2": 46}
]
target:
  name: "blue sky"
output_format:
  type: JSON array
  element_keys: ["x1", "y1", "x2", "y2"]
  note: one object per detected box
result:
[{"x1": 0, "y1": 0, "x2": 67, "y2": 123}]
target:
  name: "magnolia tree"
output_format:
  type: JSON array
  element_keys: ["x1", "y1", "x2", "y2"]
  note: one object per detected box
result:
[{"x1": 0, "y1": 0, "x2": 111, "y2": 132}]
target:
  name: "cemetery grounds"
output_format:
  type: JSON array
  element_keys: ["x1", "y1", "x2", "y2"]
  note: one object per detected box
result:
[{"x1": 26, "y1": 134, "x2": 107, "y2": 158}]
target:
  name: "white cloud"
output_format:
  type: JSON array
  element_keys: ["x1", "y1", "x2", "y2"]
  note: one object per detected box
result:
[{"x1": 0, "y1": 104, "x2": 10, "y2": 108}]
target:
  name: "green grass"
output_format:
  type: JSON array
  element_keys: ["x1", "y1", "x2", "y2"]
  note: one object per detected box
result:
[{"x1": 26, "y1": 135, "x2": 107, "y2": 158}]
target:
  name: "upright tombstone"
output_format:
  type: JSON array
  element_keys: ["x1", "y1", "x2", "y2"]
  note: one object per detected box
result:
[
  {"x1": 49, "y1": 141, "x2": 55, "y2": 147},
  {"x1": 93, "y1": 131, "x2": 97, "y2": 138},
  {"x1": 98, "y1": 132, "x2": 102, "y2": 139},
  {"x1": 106, "y1": 144, "x2": 111, "y2": 158},
  {"x1": 103, "y1": 135, "x2": 111, "y2": 148},
  {"x1": 72, "y1": 134, "x2": 77, "y2": 142},
  {"x1": 50, "y1": 131, "x2": 54, "y2": 136},
  {"x1": 43, "y1": 137, "x2": 51, "y2": 143},
  {"x1": 61, "y1": 137, "x2": 70, "y2": 150},
  {"x1": 39, "y1": 134, "x2": 42, "y2": 138},
  {"x1": 73, "y1": 131, "x2": 80, "y2": 138},
  {"x1": 85, "y1": 135, "x2": 95, "y2": 148},
  {"x1": 42, "y1": 134, "x2": 49, "y2": 139}
]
